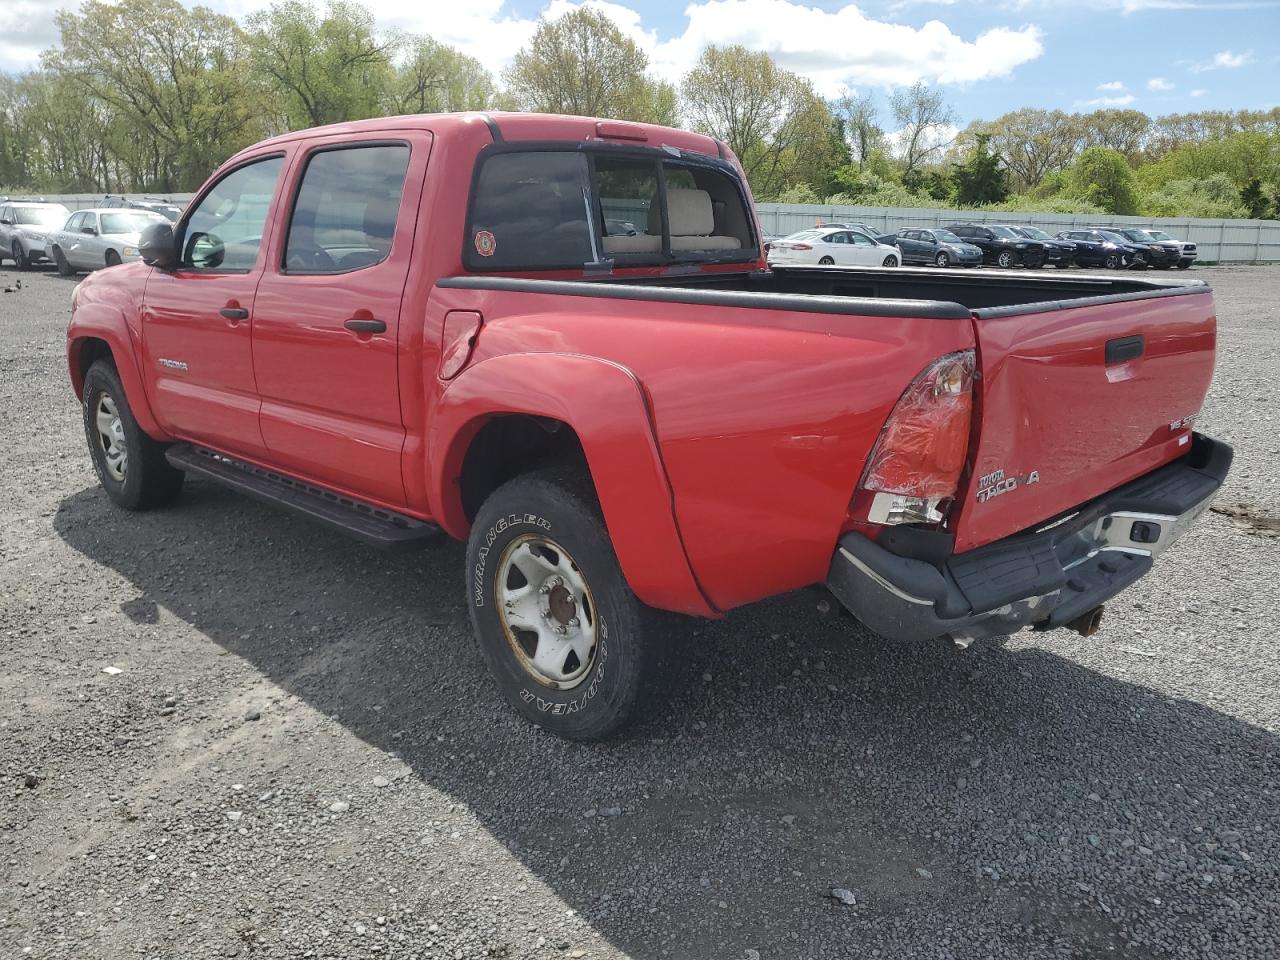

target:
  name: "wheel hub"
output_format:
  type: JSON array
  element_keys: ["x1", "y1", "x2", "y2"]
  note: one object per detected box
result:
[
  {"x1": 94, "y1": 394, "x2": 128, "y2": 482},
  {"x1": 496, "y1": 536, "x2": 597, "y2": 688}
]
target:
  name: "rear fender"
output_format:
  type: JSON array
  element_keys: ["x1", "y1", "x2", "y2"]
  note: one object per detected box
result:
[
  {"x1": 430, "y1": 352, "x2": 716, "y2": 618},
  {"x1": 67, "y1": 303, "x2": 170, "y2": 440}
]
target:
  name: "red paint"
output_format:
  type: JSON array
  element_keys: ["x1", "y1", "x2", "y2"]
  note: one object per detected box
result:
[{"x1": 66, "y1": 111, "x2": 1220, "y2": 619}]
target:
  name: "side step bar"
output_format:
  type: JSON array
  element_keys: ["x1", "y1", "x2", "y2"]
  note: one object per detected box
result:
[{"x1": 165, "y1": 443, "x2": 439, "y2": 550}]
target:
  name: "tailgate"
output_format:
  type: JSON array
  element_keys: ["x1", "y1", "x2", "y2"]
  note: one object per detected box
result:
[{"x1": 950, "y1": 288, "x2": 1216, "y2": 553}]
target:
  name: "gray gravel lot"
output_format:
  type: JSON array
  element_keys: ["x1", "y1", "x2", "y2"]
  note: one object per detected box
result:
[{"x1": 2, "y1": 263, "x2": 1279, "y2": 960}]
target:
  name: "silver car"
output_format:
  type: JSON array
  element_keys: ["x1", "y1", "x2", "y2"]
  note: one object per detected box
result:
[
  {"x1": 46, "y1": 208, "x2": 166, "y2": 275},
  {"x1": 0, "y1": 200, "x2": 72, "y2": 270}
]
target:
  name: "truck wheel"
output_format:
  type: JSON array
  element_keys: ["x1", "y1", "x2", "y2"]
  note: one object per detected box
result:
[
  {"x1": 12, "y1": 240, "x2": 30, "y2": 271},
  {"x1": 82, "y1": 360, "x2": 184, "y2": 510},
  {"x1": 466, "y1": 470, "x2": 672, "y2": 740},
  {"x1": 996, "y1": 250, "x2": 1015, "y2": 268},
  {"x1": 54, "y1": 247, "x2": 74, "y2": 277}
]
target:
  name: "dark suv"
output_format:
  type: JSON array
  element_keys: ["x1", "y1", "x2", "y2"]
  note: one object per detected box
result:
[
  {"x1": 1055, "y1": 229, "x2": 1150, "y2": 269},
  {"x1": 946, "y1": 223, "x2": 1045, "y2": 268},
  {"x1": 1103, "y1": 228, "x2": 1181, "y2": 269},
  {"x1": 1006, "y1": 225, "x2": 1076, "y2": 268}
]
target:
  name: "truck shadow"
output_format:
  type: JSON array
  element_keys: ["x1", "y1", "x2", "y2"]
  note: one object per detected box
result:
[{"x1": 53, "y1": 480, "x2": 1276, "y2": 957}]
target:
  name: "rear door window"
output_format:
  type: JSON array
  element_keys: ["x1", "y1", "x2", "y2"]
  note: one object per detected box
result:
[{"x1": 284, "y1": 143, "x2": 410, "y2": 274}]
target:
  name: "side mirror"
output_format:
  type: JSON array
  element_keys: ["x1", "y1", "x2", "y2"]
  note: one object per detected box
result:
[
  {"x1": 81, "y1": 226, "x2": 98, "y2": 236},
  {"x1": 139, "y1": 221, "x2": 177, "y2": 269}
]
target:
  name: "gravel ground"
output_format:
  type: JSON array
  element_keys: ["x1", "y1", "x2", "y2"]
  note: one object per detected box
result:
[{"x1": 2, "y1": 263, "x2": 1278, "y2": 960}]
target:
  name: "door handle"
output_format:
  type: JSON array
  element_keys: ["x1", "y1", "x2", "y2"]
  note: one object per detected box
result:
[
  {"x1": 219, "y1": 306, "x2": 249, "y2": 320},
  {"x1": 344, "y1": 318, "x2": 386, "y2": 334}
]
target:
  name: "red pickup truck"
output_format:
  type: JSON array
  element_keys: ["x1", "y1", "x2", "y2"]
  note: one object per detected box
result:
[{"x1": 66, "y1": 112, "x2": 1231, "y2": 739}]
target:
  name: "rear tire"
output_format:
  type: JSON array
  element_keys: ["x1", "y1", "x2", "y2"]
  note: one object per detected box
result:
[
  {"x1": 82, "y1": 360, "x2": 185, "y2": 511},
  {"x1": 818, "y1": 255, "x2": 835, "y2": 266},
  {"x1": 466, "y1": 470, "x2": 673, "y2": 740},
  {"x1": 12, "y1": 240, "x2": 29, "y2": 271},
  {"x1": 54, "y1": 247, "x2": 74, "y2": 277}
]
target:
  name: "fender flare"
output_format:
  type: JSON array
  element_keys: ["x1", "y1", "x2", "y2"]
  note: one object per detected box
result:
[
  {"x1": 430, "y1": 352, "x2": 717, "y2": 618},
  {"x1": 67, "y1": 304, "x2": 170, "y2": 440}
]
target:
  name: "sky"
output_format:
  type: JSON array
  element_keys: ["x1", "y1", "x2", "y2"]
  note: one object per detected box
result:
[{"x1": 1, "y1": 0, "x2": 1276, "y2": 127}]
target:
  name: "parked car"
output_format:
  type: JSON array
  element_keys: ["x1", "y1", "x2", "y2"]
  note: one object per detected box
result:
[
  {"x1": 0, "y1": 200, "x2": 72, "y2": 270},
  {"x1": 1104, "y1": 228, "x2": 1181, "y2": 269},
  {"x1": 946, "y1": 224, "x2": 1046, "y2": 268},
  {"x1": 767, "y1": 226, "x2": 901, "y2": 268},
  {"x1": 1005, "y1": 226, "x2": 1076, "y2": 268},
  {"x1": 66, "y1": 111, "x2": 1229, "y2": 740},
  {"x1": 819, "y1": 221, "x2": 877, "y2": 236},
  {"x1": 1055, "y1": 229, "x2": 1151, "y2": 269},
  {"x1": 879, "y1": 228, "x2": 983, "y2": 267},
  {"x1": 605, "y1": 218, "x2": 638, "y2": 237},
  {"x1": 47, "y1": 208, "x2": 167, "y2": 275},
  {"x1": 1146, "y1": 229, "x2": 1197, "y2": 269},
  {"x1": 101, "y1": 195, "x2": 184, "y2": 221}
]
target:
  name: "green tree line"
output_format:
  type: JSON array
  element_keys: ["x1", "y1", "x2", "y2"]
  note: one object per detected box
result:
[{"x1": 2, "y1": 0, "x2": 1277, "y2": 219}]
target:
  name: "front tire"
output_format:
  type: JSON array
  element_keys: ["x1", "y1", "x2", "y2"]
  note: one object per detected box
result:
[
  {"x1": 82, "y1": 360, "x2": 184, "y2": 510},
  {"x1": 1103, "y1": 253, "x2": 1121, "y2": 269},
  {"x1": 105, "y1": 250, "x2": 122, "y2": 268},
  {"x1": 54, "y1": 247, "x2": 74, "y2": 277},
  {"x1": 466, "y1": 471, "x2": 672, "y2": 740},
  {"x1": 881, "y1": 255, "x2": 898, "y2": 267},
  {"x1": 1177, "y1": 260, "x2": 1192, "y2": 270},
  {"x1": 996, "y1": 250, "x2": 1015, "y2": 268},
  {"x1": 934, "y1": 251, "x2": 950, "y2": 268},
  {"x1": 12, "y1": 240, "x2": 29, "y2": 271}
]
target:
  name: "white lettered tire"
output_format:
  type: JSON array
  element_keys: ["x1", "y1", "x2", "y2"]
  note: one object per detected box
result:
[{"x1": 465, "y1": 470, "x2": 672, "y2": 740}]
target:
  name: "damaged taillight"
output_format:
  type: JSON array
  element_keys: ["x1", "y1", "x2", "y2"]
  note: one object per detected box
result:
[{"x1": 857, "y1": 350, "x2": 975, "y2": 526}]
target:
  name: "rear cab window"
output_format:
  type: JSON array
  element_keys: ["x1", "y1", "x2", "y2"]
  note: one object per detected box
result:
[{"x1": 464, "y1": 146, "x2": 757, "y2": 272}]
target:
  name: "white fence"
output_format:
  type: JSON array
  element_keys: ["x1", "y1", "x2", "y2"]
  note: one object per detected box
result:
[
  {"x1": 32, "y1": 193, "x2": 1280, "y2": 264},
  {"x1": 755, "y1": 203, "x2": 1280, "y2": 264}
]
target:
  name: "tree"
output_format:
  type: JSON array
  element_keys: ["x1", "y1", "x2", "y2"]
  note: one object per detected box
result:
[
  {"x1": 246, "y1": 0, "x2": 395, "y2": 131},
  {"x1": 832, "y1": 91, "x2": 884, "y2": 172},
  {"x1": 952, "y1": 134, "x2": 1009, "y2": 205},
  {"x1": 681, "y1": 45, "x2": 836, "y2": 199},
  {"x1": 1143, "y1": 174, "x2": 1247, "y2": 218},
  {"x1": 1077, "y1": 109, "x2": 1150, "y2": 160},
  {"x1": 1239, "y1": 178, "x2": 1269, "y2": 218},
  {"x1": 978, "y1": 108, "x2": 1082, "y2": 191},
  {"x1": 388, "y1": 36, "x2": 495, "y2": 115},
  {"x1": 889, "y1": 81, "x2": 956, "y2": 178},
  {"x1": 504, "y1": 8, "x2": 675, "y2": 124},
  {"x1": 45, "y1": 0, "x2": 260, "y2": 190},
  {"x1": 1065, "y1": 146, "x2": 1140, "y2": 214}
]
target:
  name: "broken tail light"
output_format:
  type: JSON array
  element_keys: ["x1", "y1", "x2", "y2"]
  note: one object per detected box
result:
[{"x1": 857, "y1": 350, "x2": 975, "y2": 526}]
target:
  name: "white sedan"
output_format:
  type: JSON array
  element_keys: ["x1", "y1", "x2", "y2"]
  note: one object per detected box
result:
[{"x1": 767, "y1": 227, "x2": 900, "y2": 268}]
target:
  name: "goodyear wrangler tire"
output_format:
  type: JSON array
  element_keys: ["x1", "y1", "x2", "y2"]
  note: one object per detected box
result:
[
  {"x1": 82, "y1": 360, "x2": 184, "y2": 510},
  {"x1": 466, "y1": 470, "x2": 671, "y2": 740}
]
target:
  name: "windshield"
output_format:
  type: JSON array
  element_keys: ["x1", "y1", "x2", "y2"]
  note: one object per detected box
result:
[
  {"x1": 933, "y1": 230, "x2": 963, "y2": 243},
  {"x1": 1018, "y1": 226, "x2": 1052, "y2": 239},
  {"x1": 1098, "y1": 230, "x2": 1128, "y2": 243},
  {"x1": 988, "y1": 226, "x2": 1020, "y2": 239},
  {"x1": 14, "y1": 205, "x2": 69, "y2": 226},
  {"x1": 1149, "y1": 230, "x2": 1172, "y2": 241},
  {"x1": 101, "y1": 212, "x2": 162, "y2": 234},
  {"x1": 1123, "y1": 229, "x2": 1154, "y2": 242}
]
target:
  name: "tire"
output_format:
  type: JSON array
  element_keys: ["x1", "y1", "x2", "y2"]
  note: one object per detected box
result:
[
  {"x1": 818, "y1": 255, "x2": 835, "y2": 266},
  {"x1": 53, "y1": 247, "x2": 74, "y2": 277},
  {"x1": 466, "y1": 470, "x2": 673, "y2": 740},
  {"x1": 82, "y1": 359, "x2": 184, "y2": 511},
  {"x1": 105, "y1": 250, "x2": 122, "y2": 268},
  {"x1": 1177, "y1": 260, "x2": 1192, "y2": 270},
  {"x1": 934, "y1": 251, "x2": 950, "y2": 267},
  {"x1": 881, "y1": 255, "x2": 898, "y2": 267},
  {"x1": 1103, "y1": 253, "x2": 1121, "y2": 270},
  {"x1": 996, "y1": 250, "x2": 1015, "y2": 269},
  {"x1": 12, "y1": 240, "x2": 29, "y2": 271}
]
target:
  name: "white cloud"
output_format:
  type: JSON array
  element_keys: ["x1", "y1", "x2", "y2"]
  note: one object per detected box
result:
[
  {"x1": 1190, "y1": 48, "x2": 1254, "y2": 71},
  {"x1": 884, "y1": 121, "x2": 960, "y2": 159},
  {"x1": 1146, "y1": 76, "x2": 1174, "y2": 90},
  {"x1": 1, "y1": 0, "x2": 1046, "y2": 97},
  {"x1": 1076, "y1": 94, "x2": 1137, "y2": 107},
  {"x1": 1190, "y1": 88, "x2": 1208, "y2": 96},
  {"x1": 1097, "y1": 80, "x2": 1126, "y2": 91}
]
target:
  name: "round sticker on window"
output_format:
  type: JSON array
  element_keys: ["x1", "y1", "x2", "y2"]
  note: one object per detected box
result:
[{"x1": 474, "y1": 230, "x2": 496, "y2": 257}]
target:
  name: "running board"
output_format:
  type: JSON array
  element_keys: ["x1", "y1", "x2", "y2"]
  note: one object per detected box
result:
[{"x1": 165, "y1": 443, "x2": 439, "y2": 550}]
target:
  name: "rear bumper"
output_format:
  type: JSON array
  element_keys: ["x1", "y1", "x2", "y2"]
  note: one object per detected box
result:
[{"x1": 826, "y1": 433, "x2": 1232, "y2": 644}]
